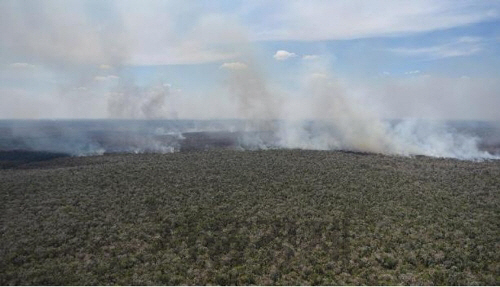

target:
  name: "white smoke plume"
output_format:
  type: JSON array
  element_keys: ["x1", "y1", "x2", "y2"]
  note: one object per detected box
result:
[
  {"x1": 107, "y1": 82, "x2": 172, "y2": 119},
  {"x1": 0, "y1": 1, "x2": 498, "y2": 160},
  {"x1": 273, "y1": 71, "x2": 500, "y2": 160},
  {"x1": 220, "y1": 57, "x2": 282, "y2": 133},
  {"x1": 230, "y1": 58, "x2": 500, "y2": 160}
]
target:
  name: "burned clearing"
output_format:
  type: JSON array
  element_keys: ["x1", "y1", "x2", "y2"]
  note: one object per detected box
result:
[{"x1": 1, "y1": 150, "x2": 499, "y2": 285}]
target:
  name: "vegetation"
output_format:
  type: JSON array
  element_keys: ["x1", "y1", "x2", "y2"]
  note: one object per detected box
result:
[
  {"x1": 1, "y1": 150, "x2": 499, "y2": 285},
  {"x1": 0, "y1": 150, "x2": 69, "y2": 169}
]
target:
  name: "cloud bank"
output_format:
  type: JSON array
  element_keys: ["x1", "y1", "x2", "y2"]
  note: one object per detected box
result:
[
  {"x1": 389, "y1": 37, "x2": 485, "y2": 59},
  {"x1": 251, "y1": 1, "x2": 499, "y2": 41}
]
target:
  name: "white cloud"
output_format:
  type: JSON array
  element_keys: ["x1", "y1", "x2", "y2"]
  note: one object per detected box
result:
[
  {"x1": 9, "y1": 62, "x2": 35, "y2": 69},
  {"x1": 405, "y1": 70, "x2": 421, "y2": 75},
  {"x1": 389, "y1": 37, "x2": 484, "y2": 59},
  {"x1": 219, "y1": 62, "x2": 248, "y2": 70},
  {"x1": 302, "y1": 55, "x2": 320, "y2": 60},
  {"x1": 251, "y1": 1, "x2": 500, "y2": 41},
  {"x1": 273, "y1": 50, "x2": 297, "y2": 61},
  {"x1": 94, "y1": 75, "x2": 120, "y2": 81}
]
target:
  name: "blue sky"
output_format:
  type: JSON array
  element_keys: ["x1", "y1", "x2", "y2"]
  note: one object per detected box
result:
[{"x1": 1, "y1": 0, "x2": 499, "y2": 119}]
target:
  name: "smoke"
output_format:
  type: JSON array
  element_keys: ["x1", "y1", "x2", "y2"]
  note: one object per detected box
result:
[
  {"x1": 0, "y1": 1, "x2": 498, "y2": 160},
  {"x1": 388, "y1": 119, "x2": 496, "y2": 159},
  {"x1": 107, "y1": 82, "x2": 172, "y2": 119},
  {"x1": 0, "y1": 0, "x2": 131, "y2": 118},
  {"x1": 222, "y1": 61, "x2": 281, "y2": 125},
  {"x1": 0, "y1": 1, "x2": 128, "y2": 69},
  {"x1": 0, "y1": 0, "x2": 183, "y2": 155},
  {"x1": 301, "y1": 73, "x2": 394, "y2": 153},
  {"x1": 272, "y1": 71, "x2": 499, "y2": 159},
  {"x1": 222, "y1": 56, "x2": 500, "y2": 160}
]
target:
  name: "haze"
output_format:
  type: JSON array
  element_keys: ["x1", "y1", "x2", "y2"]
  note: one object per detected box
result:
[{"x1": 1, "y1": 0, "x2": 499, "y2": 120}]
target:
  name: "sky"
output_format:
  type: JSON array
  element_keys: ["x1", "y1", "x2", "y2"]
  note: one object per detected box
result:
[{"x1": 1, "y1": 0, "x2": 500, "y2": 120}]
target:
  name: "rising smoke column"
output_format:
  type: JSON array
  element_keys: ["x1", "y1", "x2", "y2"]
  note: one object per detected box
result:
[
  {"x1": 275, "y1": 64, "x2": 399, "y2": 154},
  {"x1": 306, "y1": 73, "x2": 396, "y2": 153},
  {"x1": 275, "y1": 64, "x2": 498, "y2": 159},
  {"x1": 107, "y1": 81, "x2": 172, "y2": 119},
  {"x1": 221, "y1": 60, "x2": 281, "y2": 133}
]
